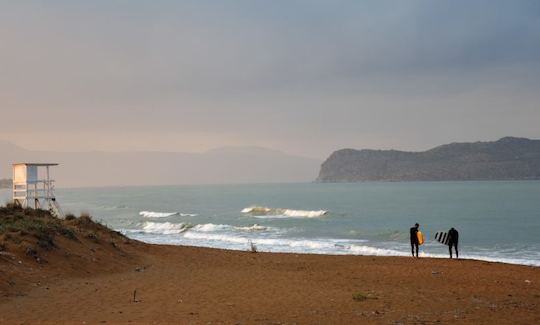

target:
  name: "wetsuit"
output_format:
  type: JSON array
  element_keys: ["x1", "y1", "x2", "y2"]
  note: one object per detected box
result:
[
  {"x1": 448, "y1": 228, "x2": 459, "y2": 258},
  {"x1": 410, "y1": 227, "x2": 419, "y2": 257}
]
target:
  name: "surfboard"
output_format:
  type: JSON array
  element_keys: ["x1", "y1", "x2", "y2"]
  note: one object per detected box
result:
[
  {"x1": 417, "y1": 231, "x2": 424, "y2": 245},
  {"x1": 435, "y1": 231, "x2": 450, "y2": 245}
]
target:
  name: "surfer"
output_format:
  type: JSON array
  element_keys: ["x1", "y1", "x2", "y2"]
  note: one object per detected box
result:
[
  {"x1": 410, "y1": 223, "x2": 420, "y2": 257},
  {"x1": 448, "y1": 227, "x2": 459, "y2": 258}
]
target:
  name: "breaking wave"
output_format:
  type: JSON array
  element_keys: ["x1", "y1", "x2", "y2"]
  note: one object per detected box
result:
[
  {"x1": 141, "y1": 222, "x2": 191, "y2": 234},
  {"x1": 129, "y1": 225, "x2": 403, "y2": 257},
  {"x1": 123, "y1": 222, "x2": 540, "y2": 267},
  {"x1": 193, "y1": 223, "x2": 271, "y2": 232},
  {"x1": 241, "y1": 206, "x2": 328, "y2": 218},
  {"x1": 137, "y1": 222, "x2": 272, "y2": 236},
  {"x1": 139, "y1": 211, "x2": 198, "y2": 218}
]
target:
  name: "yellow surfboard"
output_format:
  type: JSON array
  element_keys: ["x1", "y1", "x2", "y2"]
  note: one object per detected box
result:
[{"x1": 417, "y1": 231, "x2": 424, "y2": 245}]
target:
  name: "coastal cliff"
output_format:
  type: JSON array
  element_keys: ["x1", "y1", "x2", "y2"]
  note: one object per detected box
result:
[{"x1": 317, "y1": 137, "x2": 540, "y2": 182}]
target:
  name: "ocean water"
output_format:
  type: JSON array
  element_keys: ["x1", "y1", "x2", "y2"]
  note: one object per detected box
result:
[{"x1": 1, "y1": 181, "x2": 539, "y2": 266}]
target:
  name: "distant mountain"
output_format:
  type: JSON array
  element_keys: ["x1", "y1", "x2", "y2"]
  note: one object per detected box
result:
[
  {"x1": 0, "y1": 142, "x2": 321, "y2": 187},
  {"x1": 317, "y1": 137, "x2": 540, "y2": 182}
]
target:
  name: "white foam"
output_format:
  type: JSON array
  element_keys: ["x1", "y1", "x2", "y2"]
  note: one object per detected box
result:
[
  {"x1": 192, "y1": 223, "x2": 272, "y2": 232},
  {"x1": 124, "y1": 220, "x2": 540, "y2": 267},
  {"x1": 192, "y1": 223, "x2": 230, "y2": 232},
  {"x1": 241, "y1": 206, "x2": 328, "y2": 218},
  {"x1": 180, "y1": 213, "x2": 198, "y2": 217},
  {"x1": 283, "y1": 209, "x2": 327, "y2": 218},
  {"x1": 251, "y1": 215, "x2": 292, "y2": 219},
  {"x1": 287, "y1": 239, "x2": 338, "y2": 250},
  {"x1": 141, "y1": 222, "x2": 189, "y2": 234},
  {"x1": 140, "y1": 211, "x2": 178, "y2": 218},
  {"x1": 124, "y1": 228, "x2": 540, "y2": 266},
  {"x1": 347, "y1": 244, "x2": 408, "y2": 256},
  {"x1": 137, "y1": 221, "x2": 275, "y2": 237},
  {"x1": 457, "y1": 254, "x2": 540, "y2": 267},
  {"x1": 183, "y1": 232, "x2": 250, "y2": 244},
  {"x1": 180, "y1": 231, "x2": 356, "y2": 252},
  {"x1": 140, "y1": 211, "x2": 198, "y2": 218},
  {"x1": 241, "y1": 207, "x2": 271, "y2": 214},
  {"x1": 236, "y1": 224, "x2": 269, "y2": 231}
]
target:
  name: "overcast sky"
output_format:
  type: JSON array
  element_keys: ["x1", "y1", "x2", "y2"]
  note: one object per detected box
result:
[{"x1": 1, "y1": 0, "x2": 539, "y2": 159}]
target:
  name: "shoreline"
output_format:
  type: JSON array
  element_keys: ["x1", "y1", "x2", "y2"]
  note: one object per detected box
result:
[
  {"x1": 125, "y1": 235, "x2": 540, "y2": 268},
  {"x1": 1, "y1": 206, "x2": 539, "y2": 323},
  {"x1": 2, "y1": 241, "x2": 539, "y2": 324},
  {"x1": 136, "y1": 241, "x2": 540, "y2": 268}
]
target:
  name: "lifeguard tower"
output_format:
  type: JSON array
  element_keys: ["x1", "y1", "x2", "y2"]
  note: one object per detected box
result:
[{"x1": 12, "y1": 163, "x2": 64, "y2": 218}]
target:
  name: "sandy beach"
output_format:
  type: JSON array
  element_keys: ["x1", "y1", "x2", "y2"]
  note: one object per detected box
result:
[
  {"x1": 3, "y1": 1, "x2": 540, "y2": 323},
  {"x1": 1, "y1": 226, "x2": 539, "y2": 325}
]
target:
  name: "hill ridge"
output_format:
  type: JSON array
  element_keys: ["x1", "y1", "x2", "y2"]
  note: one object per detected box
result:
[
  {"x1": 0, "y1": 141, "x2": 321, "y2": 187},
  {"x1": 317, "y1": 137, "x2": 540, "y2": 182}
]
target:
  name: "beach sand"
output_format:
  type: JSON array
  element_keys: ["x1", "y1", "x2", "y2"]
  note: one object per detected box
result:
[{"x1": 1, "y1": 237, "x2": 539, "y2": 324}]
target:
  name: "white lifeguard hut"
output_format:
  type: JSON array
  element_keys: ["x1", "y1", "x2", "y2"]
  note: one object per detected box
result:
[{"x1": 12, "y1": 163, "x2": 64, "y2": 218}]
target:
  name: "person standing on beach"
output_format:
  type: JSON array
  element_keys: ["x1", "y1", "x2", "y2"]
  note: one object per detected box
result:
[
  {"x1": 410, "y1": 223, "x2": 420, "y2": 257},
  {"x1": 448, "y1": 227, "x2": 459, "y2": 258}
]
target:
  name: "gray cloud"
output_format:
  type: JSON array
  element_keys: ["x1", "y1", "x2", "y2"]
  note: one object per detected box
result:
[{"x1": 0, "y1": 0, "x2": 539, "y2": 158}]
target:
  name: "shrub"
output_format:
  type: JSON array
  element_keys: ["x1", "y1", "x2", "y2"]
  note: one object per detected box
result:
[
  {"x1": 352, "y1": 292, "x2": 371, "y2": 301},
  {"x1": 58, "y1": 227, "x2": 77, "y2": 240},
  {"x1": 5, "y1": 201, "x2": 20, "y2": 209},
  {"x1": 86, "y1": 232, "x2": 98, "y2": 241},
  {"x1": 36, "y1": 231, "x2": 55, "y2": 249},
  {"x1": 25, "y1": 246, "x2": 38, "y2": 258},
  {"x1": 77, "y1": 214, "x2": 93, "y2": 225}
]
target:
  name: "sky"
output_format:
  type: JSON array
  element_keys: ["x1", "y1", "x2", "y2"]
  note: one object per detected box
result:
[{"x1": 1, "y1": 0, "x2": 539, "y2": 159}]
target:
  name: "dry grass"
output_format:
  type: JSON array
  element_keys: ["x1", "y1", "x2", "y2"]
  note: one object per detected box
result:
[
  {"x1": 0, "y1": 205, "x2": 128, "y2": 262},
  {"x1": 352, "y1": 291, "x2": 377, "y2": 301}
]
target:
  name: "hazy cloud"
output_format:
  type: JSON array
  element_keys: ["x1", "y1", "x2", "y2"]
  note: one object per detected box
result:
[{"x1": 1, "y1": 0, "x2": 539, "y2": 157}]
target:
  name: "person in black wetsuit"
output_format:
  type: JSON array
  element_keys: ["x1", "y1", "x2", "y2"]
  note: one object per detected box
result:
[
  {"x1": 410, "y1": 223, "x2": 420, "y2": 257},
  {"x1": 448, "y1": 227, "x2": 459, "y2": 258}
]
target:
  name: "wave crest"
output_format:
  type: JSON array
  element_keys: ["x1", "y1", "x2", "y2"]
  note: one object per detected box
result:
[
  {"x1": 136, "y1": 222, "x2": 273, "y2": 236},
  {"x1": 193, "y1": 223, "x2": 270, "y2": 232},
  {"x1": 140, "y1": 211, "x2": 198, "y2": 218},
  {"x1": 241, "y1": 206, "x2": 327, "y2": 218},
  {"x1": 141, "y1": 222, "x2": 191, "y2": 234}
]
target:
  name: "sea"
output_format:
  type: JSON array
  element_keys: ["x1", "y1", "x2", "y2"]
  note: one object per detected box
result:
[{"x1": 1, "y1": 181, "x2": 539, "y2": 266}]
